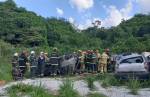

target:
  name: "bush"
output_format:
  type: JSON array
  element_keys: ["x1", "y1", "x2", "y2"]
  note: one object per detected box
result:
[
  {"x1": 85, "y1": 76, "x2": 96, "y2": 90},
  {"x1": 59, "y1": 78, "x2": 81, "y2": 97},
  {"x1": 96, "y1": 74, "x2": 126, "y2": 88},
  {"x1": 0, "y1": 40, "x2": 14, "y2": 81},
  {"x1": 7, "y1": 84, "x2": 55, "y2": 97},
  {"x1": 127, "y1": 79, "x2": 140, "y2": 95}
]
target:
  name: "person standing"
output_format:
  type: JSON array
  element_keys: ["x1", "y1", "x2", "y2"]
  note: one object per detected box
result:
[
  {"x1": 28, "y1": 51, "x2": 37, "y2": 78},
  {"x1": 95, "y1": 50, "x2": 101, "y2": 72},
  {"x1": 105, "y1": 48, "x2": 111, "y2": 72},
  {"x1": 85, "y1": 50, "x2": 91, "y2": 72},
  {"x1": 91, "y1": 50, "x2": 97, "y2": 73},
  {"x1": 100, "y1": 49, "x2": 109, "y2": 73},
  {"x1": 18, "y1": 51, "x2": 28, "y2": 77},
  {"x1": 12, "y1": 53, "x2": 19, "y2": 80},
  {"x1": 76, "y1": 50, "x2": 85, "y2": 73},
  {"x1": 49, "y1": 48, "x2": 60, "y2": 76},
  {"x1": 37, "y1": 52, "x2": 45, "y2": 77},
  {"x1": 44, "y1": 52, "x2": 50, "y2": 76}
]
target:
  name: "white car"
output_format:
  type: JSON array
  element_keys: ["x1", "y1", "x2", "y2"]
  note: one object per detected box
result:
[
  {"x1": 115, "y1": 54, "x2": 149, "y2": 79},
  {"x1": 142, "y1": 52, "x2": 150, "y2": 61}
]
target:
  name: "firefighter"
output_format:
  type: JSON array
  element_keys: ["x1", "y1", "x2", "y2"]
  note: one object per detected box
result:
[
  {"x1": 85, "y1": 50, "x2": 91, "y2": 72},
  {"x1": 49, "y1": 48, "x2": 60, "y2": 76},
  {"x1": 12, "y1": 53, "x2": 19, "y2": 80},
  {"x1": 95, "y1": 50, "x2": 101, "y2": 72},
  {"x1": 105, "y1": 48, "x2": 111, "y2": 72},
  {"x1": 28, "y1": 51, "x2": 37, "y2": 78},
  {"x1": 37, "y1": 52, "x2": 45, "y2": 77},
  {"x1": 76, "y1": 50, "x2": 85, "y2": 73},
  {"x1": 91, "y1": 50, "x2": 97, "y2": 73},
  {"x1": 85, "y1": 50, "x2": 96, "y2": 73},
  {"x1": 44, "y1": 52, "x2": 49, "y2": 62},
  {"x1": 100, "y1": 49, "x2": 109, "y2": 73},
  {"x1": 18, "y1": 51, "x2": 28, "y2": 77},
  {"x1": 44, "y1": 52, "x2": 51, "y2": 76}
]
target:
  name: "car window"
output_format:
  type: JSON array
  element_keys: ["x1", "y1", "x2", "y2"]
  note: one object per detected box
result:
[
  {"x1": 147, "y1": 55, "x2": 150, "y2": 61},
  {"x1": 120, "y1": 56, "x2": 143, "y2": 64}
]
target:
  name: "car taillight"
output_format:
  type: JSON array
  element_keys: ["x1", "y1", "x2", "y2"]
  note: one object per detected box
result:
[{"x1": 144, "y1": 62, "x2": 148, "y2": 71}]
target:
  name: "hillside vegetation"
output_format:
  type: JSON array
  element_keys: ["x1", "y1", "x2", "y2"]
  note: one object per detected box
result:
[{"x1": 0, "y1": 0, "x2": 150, "y2": 53}]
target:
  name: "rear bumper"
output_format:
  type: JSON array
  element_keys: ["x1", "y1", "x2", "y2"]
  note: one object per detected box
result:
[{"x1": 114, "y1": 72, "x2": 150, "y2": 80}]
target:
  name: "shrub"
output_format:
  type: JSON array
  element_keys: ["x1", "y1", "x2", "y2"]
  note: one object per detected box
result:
[
  {"x1": 85, "y1": 76, "x2": 95, "y2": 90},
  {"x1": 59, "y1": 78, "x2": 81, "y2": 97},
  {"x1": 7, "y1": 84, "x2": 55, "y2": 97},
  {"x1": 127, "y1": 79, "x2": 140, "y2": 95}
]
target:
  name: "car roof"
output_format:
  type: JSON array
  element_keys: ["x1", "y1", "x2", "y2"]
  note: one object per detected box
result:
[{"x1": 119, "y1": 53, "x2": 144, "y2": 62}]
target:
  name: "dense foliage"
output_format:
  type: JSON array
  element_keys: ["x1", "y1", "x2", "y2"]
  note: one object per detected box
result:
[
  {"x1": 0, "y1": 0, "x2": 150, "y2": 54},
  {"x1": 83, "y1": 14, "x2": 150, "y2": 53}
]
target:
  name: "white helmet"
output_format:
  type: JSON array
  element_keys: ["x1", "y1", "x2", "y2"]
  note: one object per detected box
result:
[
  {"x1": 31, "y1": 51, "x2": 35, "y2": 54},
  {"x1": 40, "y1": 52, "x2": 44, "y2": 55},
  {"x1": 14, "y1": 53, "x2": 18, "y2": 57}
]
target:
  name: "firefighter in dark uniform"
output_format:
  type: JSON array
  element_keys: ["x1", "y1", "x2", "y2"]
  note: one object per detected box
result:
[
  {"x1": 18, "y1": 51, "x2": 28, "y2": 77},
  {"x1": 28, "y1": 51, "x2": 37, "y2": 78},
  {"x1": 12, "y1": 53, "x2": 20, "y2": 80},
  {"x1": 85, "y1": 50, "x2": 90, "y2": 72},
  {"x1": 37, "y1": 52, "x2": 45, "y2": 77},
  {"x1": 49, "y1": 48, "x2": 60, "y2": 76},
  {"x1": 85, "y1": 50, "x2": 96, "y2": 73},
  {"x1": 91, "y1": 50, "x2": 97, "y2": 73}
]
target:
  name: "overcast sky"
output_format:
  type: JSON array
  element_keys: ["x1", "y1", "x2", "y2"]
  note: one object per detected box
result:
[{"x1": 0, "y1": 0, "x2": 150, "y2": 29}]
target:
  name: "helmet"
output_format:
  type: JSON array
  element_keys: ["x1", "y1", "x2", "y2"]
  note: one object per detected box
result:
[
  {"x1": 78, "y1": 50, "x2": 82, "y2": 52},
  {"x1": 40, "y1": 52, "x2": 44, "y2": 55},
  {"x1": 31, "y1": 51, "x2": 35, "y2": 54},
  {"x1": 53, "y1": 47, "x2": 57, "y2": 50},
  {"x1": 44, "y1": 52, "x2": 48, "y2": 55},
  {"x1": 14, "y1": 53, "x2": 18, "y2": 57}
]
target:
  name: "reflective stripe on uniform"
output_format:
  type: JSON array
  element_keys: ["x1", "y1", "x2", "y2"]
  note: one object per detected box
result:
[
  {"x1": 51, "y1": 64, "x2": 59, "y2": 66},
  {"x1": 50, "y1": 57, "x2": 59, "y2": 58},
  {"x1": 31, "y1": 66, "x2": 37, "y2": 68},
  {"x1": 86, "y1": 62, "x2": 96, "y2": 64},
  {"x1": 19, "y1": 66, "x2": 26, "y2": 67}
]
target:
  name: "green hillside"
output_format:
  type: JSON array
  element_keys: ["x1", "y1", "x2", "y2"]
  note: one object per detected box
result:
[{"x1": 0, "y1": 0, "x2": 150, "y2": 53}]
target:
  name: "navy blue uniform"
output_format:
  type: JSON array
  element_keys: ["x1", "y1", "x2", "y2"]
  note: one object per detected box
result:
[
  {"x1": 37, "y1": 56, "x2": 45, "y2": 77},
  {"x1": 18, "y1": 54, "x2": 28, "y2": 76}
]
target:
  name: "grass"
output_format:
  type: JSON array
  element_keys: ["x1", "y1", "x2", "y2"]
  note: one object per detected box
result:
[
  {"x1": 7, "y1": 84, "x2": 55, "y2": 97},
  {"x1": 95, "y1": 74, "x2": 125, "y2": 88},
  {"x1": 0, "y1": 40, "x2": 15, "y2": 81},
  {"x1": 58, "y1": 78, "x2": 81, "y2": 97},
  {"x1": 87, "y1": 93, "x2": 107, "y2": 97},
  {"x1": 85, "y1": 75, "x2": 96, "y2": 90},
  {"x1": 127, "y1": 79, "x2": 140, "y2": 95}
]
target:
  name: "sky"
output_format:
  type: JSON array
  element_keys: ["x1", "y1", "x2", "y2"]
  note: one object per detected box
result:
[{"x1": 0, "y1": 0, "x2": 150, "y2": 29}]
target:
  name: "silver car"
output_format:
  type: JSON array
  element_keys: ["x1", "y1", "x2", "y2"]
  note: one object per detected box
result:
[{"x1": 115, "y1": 54, "x2": 149, "y2": 79}]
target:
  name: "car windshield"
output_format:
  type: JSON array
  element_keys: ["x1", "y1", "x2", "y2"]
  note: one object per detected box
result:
[{"x1": 120, "y1": 56, "x2": 144, "y2": 64}]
